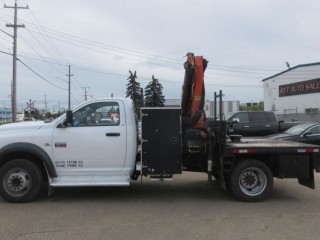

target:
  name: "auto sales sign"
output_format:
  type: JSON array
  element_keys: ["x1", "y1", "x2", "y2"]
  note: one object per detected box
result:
[{"x1": 279, "y1": 78, "x2": 320, "y2": 97}]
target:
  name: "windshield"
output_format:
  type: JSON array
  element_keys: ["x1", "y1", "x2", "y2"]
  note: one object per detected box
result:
[
  {"x1": 225, "y1": 112, "x2": 234, "y2": 121},
  {"x1": 214, "y1": 112, "x2": 233, "y2": 121},
  {"x1": 284, "y1": 123, "x2": 315, "y2": 135}
]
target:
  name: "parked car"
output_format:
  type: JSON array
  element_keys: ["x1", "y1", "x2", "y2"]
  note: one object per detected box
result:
[{"x1": 267, "y1": 123, "x2": 320, "y2": 145}]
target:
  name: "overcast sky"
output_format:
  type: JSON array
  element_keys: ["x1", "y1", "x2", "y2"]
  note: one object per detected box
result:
[{"x1": 0, "y1": 0, "x2": 319, "y2": 112}]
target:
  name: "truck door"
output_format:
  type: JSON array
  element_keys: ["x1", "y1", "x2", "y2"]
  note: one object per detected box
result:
[
  {"x1": 52, "y1": 100, "x2": 127, "y2": 173},
  {"x1": 249, "y1": 112, "x2": 272, "y2": 136},
  {"x1": 301, "y1": 125, "x2": 320, "y2": 145},
  {"x1": 228, "y1": 112, "x2": 250, "y2": 136}
]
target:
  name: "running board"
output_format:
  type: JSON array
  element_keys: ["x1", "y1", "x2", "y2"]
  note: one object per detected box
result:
[{"x1": 50, "y1": 175, "x2": 130, "y2": 187}]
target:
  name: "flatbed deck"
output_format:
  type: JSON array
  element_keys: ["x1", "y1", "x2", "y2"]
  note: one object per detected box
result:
[{"x1": 228, "y1": 137, "x2": 320, "y2": 149}]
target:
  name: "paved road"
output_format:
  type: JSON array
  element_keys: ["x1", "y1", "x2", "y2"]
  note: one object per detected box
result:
[{"x1": 1, "y1": 172, "x2": 320, "y2": 240}]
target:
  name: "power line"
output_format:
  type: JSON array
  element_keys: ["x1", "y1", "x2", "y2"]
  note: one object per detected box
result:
[
  {"x1": 24, "y1": 25, "x2": 275, "y2": 74},
  {"x1": 0, "y1": 11, "x2": 290, "y2": 74},
  {"x1": 25, "y1": 29, "x2": 164, "y2": 70},
  {"x1": 23, "y1": 20, "x2": 282, "y2": 73},
  {"x1": 0, "y1": 28, "x2": 13, "y2": 37},
  {"x1": 70, "y1": 92, "x2": 81, "y2": 105},
  {"x1": 13, "y1": 51, "x2": 317, "y2": 85},
  {"x1": 23, "y1": 29, "x2": 283, "y2": 77},
  {"x1": 25, "y1": 27, "x2": 282, "y2": 73},
  {"x1": 1, "y1": 10, "x2": 314, "y2": 90},
  {"x1": 205, "y1": 72, "x2": 262, "y2": 79},
  {"x1": 206, "y1": 67, "x2": 274, "y2": 74},
  {"x1": 1, "y1": 10, "x2": 283, "y2": 74},
  {"x1": 18, "y1": 32, "x2": 66, "y2": 75},
  {"x1": 55, "y1": 76, "x2": 83, "y2": 99},
  {"x1": 3, "y1": 48, "x2": 316, "y2": 91},
  {"x1": 17, "y1": 58, "x2": 67, "y2": 91},
  {"x1": 22, "y1": 3, "x2": 70, "y2": 64},
  {"x1": 0, "y1": 49, "x2": 12, "y2": 56},
  {"x1": 14, "y1": 52, "x2": 83, "y2": 98},
  {"x1": 25, "y1": 29, "x2": 66, "y2": 73},
  {"x1": 0, "y1": 13, "x2": 13, "y2": 25},
  {"x1": 26, "y1": 29, "x2": 183, "y2": 70},
  {"x1": 25, "y1": 22, "x2": 182, "y2": 63},
  {"x1": 207, "y1": 64, "x2": 280, "y2": 72}
]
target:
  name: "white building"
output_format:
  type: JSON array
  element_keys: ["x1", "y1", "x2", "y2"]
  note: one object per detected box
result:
[
  {"x1": 164, "y1": 99, "x2": 239, "y2": 117},
  {"x1": 0, "y1": 109, "x2": 11, "y2": 123},
  {"x1": 204, "y1": 100, "x2": 239, "y2": 117},
  {"x1": 164, "y1": 99, "x2": 180, "y2": 107},
  {"x1": 263, "y1": 62, "x2": 320, "y2": 120}
]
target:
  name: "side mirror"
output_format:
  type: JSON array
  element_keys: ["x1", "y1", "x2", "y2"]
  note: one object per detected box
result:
[
  {"x1": 303, "y1": 131, "x2": 312, "y2": 137},
  {"x1": 57, "y1": 110, "x2": 73, "y2": 128},
  {"x1": 232, "y1": 118, "x2": 240, "y2": 123},
  {"x1": 57, "y1": 122, "x2": 67, "y2": 128},
  {"x1": 227, "y1": 118, "x2": 240, "y2": 128},
  {"x1": 66, "y1": 110, "x2": 73, "y2": 127}
]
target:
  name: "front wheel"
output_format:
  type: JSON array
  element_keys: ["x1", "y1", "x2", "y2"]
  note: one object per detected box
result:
[
  {"x1": 0, "y1": 159, "x2": 43, "y2": 203},
  {"x1": 229, "y1": 160, "x2": 273, "y2": 202}
]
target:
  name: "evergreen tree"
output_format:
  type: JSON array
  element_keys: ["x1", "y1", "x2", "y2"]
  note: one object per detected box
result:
[
  {"x1": 144, "y1": 75, "x2": 165, "y2": 107},
  {"x1": 125, "y1": 70, "x2": 142, "y2": 118},
  {"x1": 239, "y1": 101, "x2": 264, "y2": 111}
]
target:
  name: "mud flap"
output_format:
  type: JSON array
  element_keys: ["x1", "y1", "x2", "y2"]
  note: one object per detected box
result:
[{"x1": 298, "y1": 166, "x2": 315, "y2": 189}]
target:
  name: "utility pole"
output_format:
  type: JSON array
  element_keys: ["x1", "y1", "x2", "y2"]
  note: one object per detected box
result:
[
  {"x1": 65, "y1": 65, "x2": 73, "y2": 110},
  {"x1": 82, "y1": 87, "x2": 90, "y2": 101},
  {"x1": 4, "y1": 0, "x2": 29, "y2": 122},
  {"x1": 44, "y1": 93, "x2": 48, "y2": 116}
]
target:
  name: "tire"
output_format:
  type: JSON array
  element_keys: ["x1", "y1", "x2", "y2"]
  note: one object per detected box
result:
[
  {"x1": 0, "y1": 159, "x2": 43, "y2": 203},
  {"x1": 229, "y1": 160, "x2": 273, "y2": 202}
]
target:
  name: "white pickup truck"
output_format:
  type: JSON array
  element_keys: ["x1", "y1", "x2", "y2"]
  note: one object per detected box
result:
[
  {"x1": 0, "y1": 96, "x2": 320, "y2": 203},
  {"x1": 0, "y1": 98, "x2": 138, "y2": 202}
]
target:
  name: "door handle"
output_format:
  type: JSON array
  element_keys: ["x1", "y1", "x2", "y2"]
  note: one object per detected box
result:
[
  {"x1": 244, "y1": 126, "x2": 250, "y2": 128},
  {"x1": 106, "y1": 133, "x2": 120, "y2": 137}
]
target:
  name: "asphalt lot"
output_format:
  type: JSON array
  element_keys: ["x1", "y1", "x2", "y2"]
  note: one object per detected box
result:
[{"x1": 1, "y1": 172, "x2": 320, "y2": 240}]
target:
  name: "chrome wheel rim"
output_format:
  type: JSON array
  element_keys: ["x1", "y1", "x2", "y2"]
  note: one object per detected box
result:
[
  {"x1": 239, "y1": 167, "x2": 267, "y2": 196},
  {"x1": 3, "y1": 168, "x2": 32, "y2": 197}
]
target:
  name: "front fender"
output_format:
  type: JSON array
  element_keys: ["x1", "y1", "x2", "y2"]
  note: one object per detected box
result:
[{"x1": 0, "y1": 142, "x2": 57, "y2": 178}]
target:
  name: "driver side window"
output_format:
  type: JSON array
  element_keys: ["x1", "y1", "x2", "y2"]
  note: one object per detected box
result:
[
  {"x1": 72, "y1": 102, "x2": 120, "y2": 127},
  {"x1": 309, "y1": 125, "x2": 320, "y2": 134},
  {"x1": 234, "y1": 113, "x2": 249, "y2": 123}
]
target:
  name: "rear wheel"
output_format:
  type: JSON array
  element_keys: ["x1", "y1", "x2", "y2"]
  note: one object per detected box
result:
[
  {"x1": 229, "y1": 160, "x2": 273, "y2": 202},
  {"x1": 0, "y1": 159, "x2": 43, "y2": 203}
]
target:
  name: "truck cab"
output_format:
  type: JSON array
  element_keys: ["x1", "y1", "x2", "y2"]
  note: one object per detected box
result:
[
  {"x1": 52, "y1": 99, "x2": 136, "y2": 179},
  {"x1": 226, "y1": 111, "x2": 279, "y2": 136},
  {"x1": 0, "y1": 98, "x2": 138, "y2": 202}
]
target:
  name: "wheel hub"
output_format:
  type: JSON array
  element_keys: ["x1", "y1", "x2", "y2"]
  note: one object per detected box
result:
[
  {"x1": 239, "y1": 167, "x2": 267, "y2": 196},
  {"x1": 241, "y1": 172, "x2": 258, "y2": 188},
  {"x1": 5, "y1": 170, "x2": 31, "y2": 194}
]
